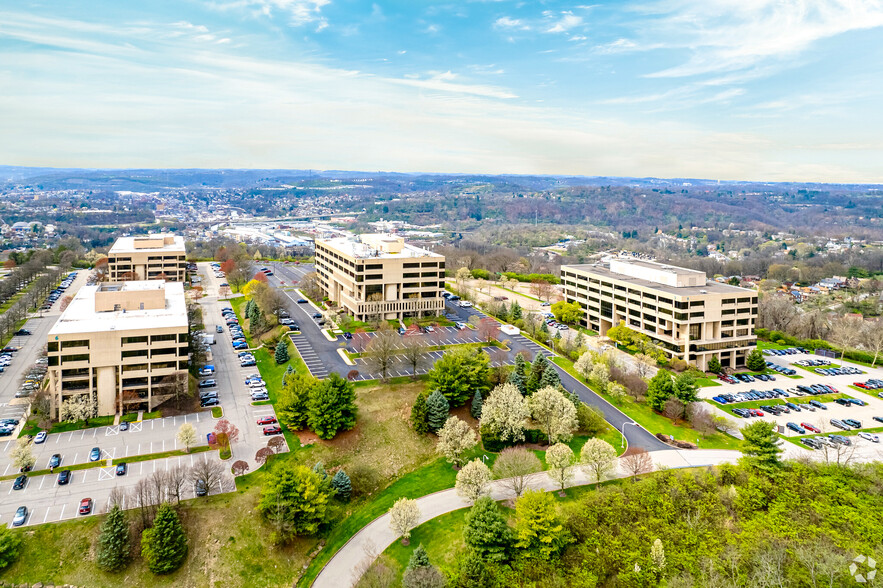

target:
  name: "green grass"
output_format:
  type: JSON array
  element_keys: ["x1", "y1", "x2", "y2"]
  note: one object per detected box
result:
[
  {"x1": 19, "y1": 415, "x2": 117, "y2": 437},
  {"x1": 757, "y1": 340, "x2": 792, "y2": 351},
  {"x1": 120, "y1": 413, "x2": 139, "y2": 422},
  {"x1": 695, "y1": 377, "x2": 722, "y2": 387},
  {"x1": 780, "y1": 426, "x2": 883, "y2": 448},
  {"x1": 143, "y1": 410, "x2": 162, "y2": 420},
  {"x1": 552, "y1": 356, "x2": 741, "y2": 450},
  {"x1": 345, "y1": 340, "x2": 506, "y2": 361},
  {"x1": 794, "y1": 362, "x2": 841, "y2": 374},
  {"x1": 212, "y1": 406, "x2": 224, "y2": 418},
  {"x1": 403, "y1": 315, "x2": 456, "y2": 328}
]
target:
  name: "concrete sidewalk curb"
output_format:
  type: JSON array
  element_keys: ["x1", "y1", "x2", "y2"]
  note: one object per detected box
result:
[{"x1": 337, "y1": 348, "x2": 355, "y2": 366}]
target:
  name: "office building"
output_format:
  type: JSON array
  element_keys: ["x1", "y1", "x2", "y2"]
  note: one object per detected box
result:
[
  {"x1": 561, "y1": 258, "x2": 758, "y2": 370},
  {"x1": 314, "y1": 234, "x2": 445, "y2": 321},
  {"x1": 107, "y1": 235, "x2": 187, "y2": 282},
  {"x1": 46, "y1": 281, "x2": 189, "y2": 418}
]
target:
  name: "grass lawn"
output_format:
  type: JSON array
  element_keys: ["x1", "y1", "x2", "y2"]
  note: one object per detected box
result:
[
  {"x1": 780, "y1": 425, "x2": 883, "y2": 448},
  {"x1": 794, "y1": 362, "x2": 841, "y2": 374},
  {"x1": 19, "y1": 415, "x2": 117, "y2": 437},
  {"x1": 212, "y1": 406, "x2": 223, "y2": 418},
  {"x1": 552, "y1": 357, "x2": 741, "y2": 450},
  {"x1": 757, "y1": 340, "x2": 792, "y2": 351},
  {"x1": 143, "y1": 410, "x2": 163, "y2": 420},
  {"x1": 695, "y1": 377, "x2": 722, "y2": 387},
  {"x1": 403, "y1": 315, "x2": 456, "y2": 328},
  {"x1": 495, "y1": 284, "x2": 543, "y2": 303}
]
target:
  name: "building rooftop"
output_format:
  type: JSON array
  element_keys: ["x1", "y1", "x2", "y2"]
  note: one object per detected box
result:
[
  {"x1": 565, "y1": 259, "x2": 754, "y2": 297},
  {"x1": 108, "y1": 234, "x2": 186, "y2": 255},
  {"x1": 49, "y1": 281, "x2": 188, "y2": 336},
  {"x1": 318, "y1": 234, "x2": 442, "y2": 260}
]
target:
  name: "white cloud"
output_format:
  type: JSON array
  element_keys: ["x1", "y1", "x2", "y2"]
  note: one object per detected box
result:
[
  {"x1": 545, "y1": 12, "x2": 583, "y2": 33},
  {"x1": 206, "y1": 0, "x2": 330, "y2": 27},
  {"x1": 630, "y1": 0, "x2": 883, "y2": 78},
  {"x1": 494, "y1": 16, "x2": 529, "y2": 30}
]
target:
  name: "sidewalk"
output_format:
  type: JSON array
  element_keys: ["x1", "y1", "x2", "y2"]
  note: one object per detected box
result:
[{"x1": 312, "y1": 448, "x2": 741, "y2": 588}]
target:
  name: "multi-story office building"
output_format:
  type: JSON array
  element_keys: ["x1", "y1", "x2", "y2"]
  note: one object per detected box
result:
[
  {"x1": 561, "y1": 259, "x2": 758, "y2": 370},
  {"x1": 46, "y1": 281, "x2": 189, "y2": 418},
  {"x1": 314, "y1": 234, "x2": 445, "y2": 321},
  {"x1": 107, "y1": 235, "x2": 187, "y2": 282}
]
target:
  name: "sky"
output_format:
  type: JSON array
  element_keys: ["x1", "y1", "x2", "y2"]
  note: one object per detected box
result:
[{"x1": 1, "y1": 0, "x2": 883, "y2": 182}]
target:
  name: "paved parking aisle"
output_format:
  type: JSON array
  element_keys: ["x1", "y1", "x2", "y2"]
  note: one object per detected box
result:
[{"x1": 289, "y1": 333, "x2": 329, "y2": 378}]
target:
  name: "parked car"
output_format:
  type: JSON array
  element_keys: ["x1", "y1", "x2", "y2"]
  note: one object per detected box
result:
[
  {"x1": 57, "y1": 470, "x2": 71, "y2": 485},
  {"x1": 843, "y1": 418, "x2": 862, "y2": 429},
  {"x1": 251, "y1": 392, "x2": 270, "y2": 401},
  {"x1": 48, "y1": 453, "x2": 61, "y2": 468},
  {"x1": 79, "y1": 498, "x2": 93, "y2": 515},
  {"x1": 809, "y1": 400, "x2": 827, "y2": 410},
  {"x1": 200, "y1": 397, "x2": 220, "y2": 407},
  {"x1": 198, "y1": 379, "x2": 217, "y2": 388},
  {"x1": 195, "y1": 480, "x2": 208, "y2": 497},
  {"x1": 801, "y1": 423, "x2": 821, "y2": 434},
  {"x1": 198, "y1": 367, "x2": 215, "y2": 377},
  {"x1": 830, "y1": 419, "x2": 851, "y2": 431},
  {"x1": 116, "y1": 462, "x2": 128, "y2": 476},
  {"x1": 34, "y1": 431, "x2": 47, "y2": 444},
  {"x1": 12, "y1": 475, "x2": 27, "y2": 490},
  {"x1": 263, "y1": 425, "x2": 282, "y2": 435},
  {"x1": 786, "y1": 422, "x2": 806, "y2": 434},
  {"x1": 859, "y1": 432, "x2": 880, "y2": 443},
  {"x1": 89, "y1": 447, "x2": 101, "y2": 461},
  {"x1": 12, "y1": 506, "x2": 27, "y2": 526},
  {"x1": 257, "y1": 416, "x2": 277, "y2": 425},
  {"x1": 14, "y1": 329, "x2": 31, "y2": 336}
]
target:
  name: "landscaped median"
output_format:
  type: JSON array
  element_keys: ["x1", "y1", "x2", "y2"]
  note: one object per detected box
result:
[
  {"x1": 19, "y1": 411, "x2": 164, "y2": 438},
  {"x1": 342, "y1": 340, "x2": 508, "y2": 362},
  {"x1": 0, "y1": 445, "x2": 214, "y2": 482}
]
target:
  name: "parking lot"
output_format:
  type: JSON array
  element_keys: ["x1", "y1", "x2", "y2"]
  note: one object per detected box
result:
[{"x1": 701, "y1": 347, "x2": 883, "y2": 455}]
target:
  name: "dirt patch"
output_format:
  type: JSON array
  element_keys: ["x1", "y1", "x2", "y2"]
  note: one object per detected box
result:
[{"x1": 655, "y1": 433, "x2": 698, "y2": 449}]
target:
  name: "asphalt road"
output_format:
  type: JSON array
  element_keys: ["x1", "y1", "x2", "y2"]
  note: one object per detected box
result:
[{"x1": 265, "y1": 264, "x2": 669, "y2": 452}]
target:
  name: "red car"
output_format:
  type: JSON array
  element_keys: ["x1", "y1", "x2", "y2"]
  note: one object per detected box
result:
[
  {"x1": 263, "y1": 425, "x2": 282, "y2": 436},
  {"x1": 801, "y1": 423, "x2": 821, "y2": 434},
  {"x1": 78, "y1": 498, "x2": 93, "y2": 515},
  {"x1": 256, "y1": 416, "x2": 277, "y2": 426},
  {"x1": 854, "y1": 382, "x2": 869, "y2": 389},
  {"x1": 751, "y1": 409, "x2": 764, "y2": 417}
]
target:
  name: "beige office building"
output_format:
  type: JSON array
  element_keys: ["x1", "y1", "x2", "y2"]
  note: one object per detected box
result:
[
  {"x1": 107, "y1": 235, "x2": 187, "y2": 282},
  {"x1": 46, "y1": 281, "x2": 189, "y2": 418},
  {"x1": 314, "y1": 234, "x2": 445, "y2": 321},
  {"x1": 561, "y1": 259, "x2": 758, "y2": 370}
]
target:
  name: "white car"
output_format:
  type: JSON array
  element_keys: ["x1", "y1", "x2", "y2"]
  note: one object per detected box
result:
[
  {"x1": 458, "y1": 301, "x2": 473, "y2": 307},
  {"x1": 859, "y1": 432, "x2": 880, "y2": 443},
  {"x1": 34, "y1": 431, "x2": 47, "y2": 444},
  {"x1": 248, "y1": 380, "x2": 267, "y2": 388},
  {"x1": 456, "y1": 322, "x2": 468, "y2": 330}
]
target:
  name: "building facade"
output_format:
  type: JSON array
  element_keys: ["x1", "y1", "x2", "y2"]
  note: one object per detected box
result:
[
  {"x1": 561, "y1": 259, "x2": 758, "y2": 370},
  {"x1": 314, "y1": 234, "x2": 445, "y2": 321},
  {"x1": 107, "y1": 235, "x2": 187, "y2": 282},
  {"x1": 46, "y1": 281, "x2": 189, "y2": 418}
]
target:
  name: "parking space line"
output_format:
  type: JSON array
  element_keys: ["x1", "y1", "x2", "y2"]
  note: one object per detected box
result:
[
  {"x1": 42, "y1": 508, "x2": 49, "y2": 523},
  {"x1": 58, "y1": 504, "x2": 65, "y2": 521}
]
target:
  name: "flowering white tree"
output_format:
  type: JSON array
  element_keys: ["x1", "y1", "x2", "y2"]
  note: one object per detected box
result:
[
  {"x1": 574, "y1": 351, "x2": 595, "y2": 380},
  {"x1": 480, "y1": 382, "x2": 529, "y2": 442},
  {"x1": 9, "y1": 437, "x2": 35, "y2": 472},
  {"x1": 528, "y1": 386, "x2": 578, "y2": 444},
  {"x1": 59, "y1": 393, "x2": 97, "y2": 423},
  {"x1": 455, "y1": 458, "x2": 492, "y2": 503},
  {"x1": 545, "y1": 443, "x2": 575, "y2": 493},
  {"x1": 580, "y1": 437, "x2": 619, "y2": 487},
  {"x1": 389, "y1": 497, "x2": 420, "y2": 544},
  {"x1": 436, "y1": 416, "x2": 477, "y2": 467}
]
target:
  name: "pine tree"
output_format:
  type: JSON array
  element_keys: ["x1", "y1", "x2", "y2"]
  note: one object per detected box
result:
[
  {"x1": 746, "y1": 348, "x2": 766, "y2": 372},
  {"x1": 282, "y1": 364, "x2": 295, "y2": 386},
  {"x1": 426, "y1": 390, "x2": 450, "y2": 432},
  {"x1": 463, "y1": 496, "x2": 513, "y2": 562},
  {"x1": 406, "y1": 543, "x2": 431, "y2": 571},
  {"x1": 97, "y1": 505, "x2": 130, "y2": 572},
  {"x1": 539, "y1": 366, "x2": 560, "y2": 389},
  {"x1": 514, "y1": 353, "x2": 527, "y2": 377},
  {"x1": 470, "y1": 391, "x2": 483, "y2": 419},
  {"x1": 244, "y1": 299, "x2": 254, "y2": 317},
  {"x1": 331, "y1": 469, "x2": 352, "y2": 500},
  {"x1": 526, "y1": 354, "x2": 549, "y2": 395},
  {"x1": 411, "y1": 391, "x2": 430, "y2": 434},
  {"x1": 707, "y1": 355, "x2": 722, "y2": 374},
  {"x1": 508, "y1": 369, "x2": 527, "y2": 396},
  {"x1": 312, "y1": 461, "x2": 328, "y2": 480},
  {"x1": 511, "y1": 301, "x2": 523, "y2": 321},
  {"x1": 307, "y1": 373, "x2": 358, "y2": 439},
  {"x1": 141, "y1": 503, "x2": 188, "y2": 574},
  {"x1": 275, "y1": 341, "x2": 290, "y2": 364}
]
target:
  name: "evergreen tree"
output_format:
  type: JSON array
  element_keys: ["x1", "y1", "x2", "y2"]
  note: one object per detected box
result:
[
  {"x1": 331, "y1": 469, "x2": 352, "y2": 500},
  {"x1": 514, "y1": 353, "x2": 527, "y2": 377},
  {"x1": 511, "y1": 301, "x2": 523, "y2": 321},
  {"x1": 526, "y1": 354, "x2": 549, "y2": 395},
  {"x1": 244, "y1": 299, "x2": 254, "y2": 317},
  {"x1": 307, "y1": 373, "x2": 357, "y2": 439},
  {"x1": 646, "y1": 370, "x2": 675, "y2": 412},
  {"x1": 741, "y1": 421, "x2": 783, "y2": 474},
  {"x1": 746, "y1": 348, "x2": 766, "y2": 372},
  {"x1": 508, "y1": 369, "x2": 527, "y2": 396},
  {"x1": 539, "y1": 366, "x2": 561, "y2": 389},
  {"x1": 406, "y1": 543, "x2": 431, "y2": 571},
  {"x1": 277, "y1": 371, "x2": 317, "y2": 430},
  {"x1": 411, "y1": 391, "x2": 430, "y2": 434},
  {"x1": 707, "y1": 355, "x2": 722, "y2": 374},
  {"x1": 470, "y1": 390, "x2": 483, "y2": 419},
  {"x1": 141, "y1": 503, "x2": 188, "y2": 574},
  {"x1": 274, "y1": 341, "x2": 290, "y2": 364},
  {"x1": 426, "y1": 390, "x2": 450, "y2": 432},
  {"x1": 97, "y1": 505, "x2": 130, "y2": 572},
  {"x1": 312, "y1": 461, "x2": 328, "y2": 480},
  {"x1": 282, "y1": 364, "x2": 295, "y2": 386},
  {"x1": 463, "y1": 496, "x2": 513, "y2": 562},
  {"x1": 0, "y1": 525, "x2": 22, "y2": 571}
]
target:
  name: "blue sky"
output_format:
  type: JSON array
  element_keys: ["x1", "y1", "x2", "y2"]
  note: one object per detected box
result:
[{"x1": 2, "y1": 0, "x2": 883, "y2": 181}]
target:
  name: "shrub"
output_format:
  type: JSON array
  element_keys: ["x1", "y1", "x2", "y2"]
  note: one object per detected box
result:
[{"x1": 141, "y1": 504, "x2": 188, "y2": 574}]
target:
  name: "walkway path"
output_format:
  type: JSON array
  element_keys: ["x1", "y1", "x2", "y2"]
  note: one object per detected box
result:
[{"x1": 312, "y1": 448, "x2": 741, "y2": 588}]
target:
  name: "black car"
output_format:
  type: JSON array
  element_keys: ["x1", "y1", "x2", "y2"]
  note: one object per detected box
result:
[
  {"x1": 195, "y1": 480, "x2": 208, "y2": 497},
  {"x1": 343, "y1": 332, "x2": 353, "y2": 339},
  {"x1": 843, "y1": 418, "x2": 862, "y2": 428},
  {"x1": 116, "y1": 462, "x2": 127, "y2": 476},
  {"x1": 57, "y1": 470, "x2": 71, "y2": 485},
  {"x1": 14, "y1": 329, "x2": 31, "y2": 336},
  {"x1": 834, "y1": 398, "x2": 852, "y2": 406},
  {"x1": 312, "y1": 312, "x2": 322, "y2": 319},
  {"x1": 873, "y1": 416, "x2": 883, "y2": 425},
  {"x1": 809, "y1": 400, "x2": 827, "y2": 410},
  {"x1": 12, "y1": 475, "x2": 27, "y2": 490},
  {"x1": 200, "y1": 397, "x2": 220, "y2": 407},
  {"x1": 297, "y1": 299, "x2": 308, "y2": 304}
]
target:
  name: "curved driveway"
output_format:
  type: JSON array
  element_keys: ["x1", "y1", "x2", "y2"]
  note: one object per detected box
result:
[{"x1": 312, "y1": 448, "x2": 741, "y2": 588}]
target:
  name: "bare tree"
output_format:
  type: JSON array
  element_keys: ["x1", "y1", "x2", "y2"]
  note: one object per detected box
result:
[
  {"x1": 621, "y1": 448, "x2": 653, "y2": 481},
  {"x1": 108, "y1": 486, "x2": 126, "y2": 511},
  {"x1": 862, "y1": 321, "x2": 883, "y2": 366},
  {"x1": 830, "y1": 314, "x2": 864, "y2": 359},
  {"x1": 820, "y1": 440, "x2": 857, "y2": 466},
  {"x1": 352, "y1": 328, "x2": 370, "y2": 353},
  {"x1": 190, "y1": 458, "x2": 225, "y2": 495},
  {"x1": 400, "y1": 334, "x2": 426, "y2": 379},
  {"x1": 793, "y1": 539, "x2": 849, "y2": 588},
  {"x1": 757, "y1": 295, "x2": 800, "y2": 332},
  {"x1": 167, "y1": 464, "x2": 191, "y2": 504},
  {"x1": 529, "y1": 279, "x2": 554, "y2": 302},
  {"x1": 477, "y1": 317, "x2": 500, "y2": 342},
  {"x1": 633, "y1": 353, "x2": 656, "y2": 379},
  {"x1": 491, "y1": 447, "x2": 542, "y2": 498},
  {"x1": 363, "y1": 327, "x2": 399, "y2": 382}
]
